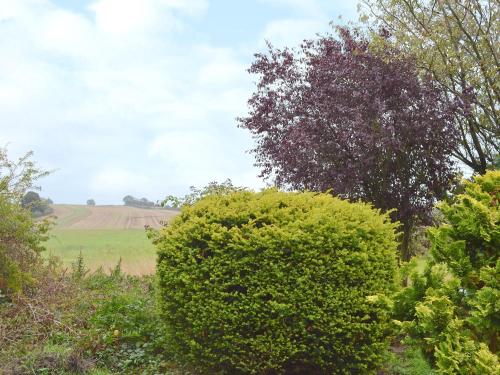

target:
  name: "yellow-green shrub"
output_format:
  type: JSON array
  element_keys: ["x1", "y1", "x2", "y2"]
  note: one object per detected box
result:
[
  {"x1": 156, "y1": 189, "x2": 398, "y2": 374},
  {"x1": 395, "y1": 171, "x2": 499, "y2": 373}
]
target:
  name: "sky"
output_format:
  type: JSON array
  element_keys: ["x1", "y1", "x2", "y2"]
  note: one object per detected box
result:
[{"x1": 0, "y1": 0, "x2": 358, "y2": 205}]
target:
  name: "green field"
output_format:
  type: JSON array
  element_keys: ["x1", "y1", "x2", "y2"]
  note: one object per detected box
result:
[
  {"x1": 45, "y1": 229, "x2": 157, "y2": 275},
  {"x1": 42, "y1": 205, "x2": 177, "y2": 275}
]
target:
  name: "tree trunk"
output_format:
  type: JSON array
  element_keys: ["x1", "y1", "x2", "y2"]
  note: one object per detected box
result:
[{"x1": 400, "y1": 222, "x2": 413, "y2": 263}]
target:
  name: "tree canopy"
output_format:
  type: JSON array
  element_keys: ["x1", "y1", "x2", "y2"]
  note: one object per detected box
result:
[
  {"x1": 361, "y1": 0, "x2": 500, "y2": 173},
  {"x1": 239, "y1": 27, "x2": 459, "y2": 260},
  {"x1": 21, "y1": 191, "x2": 53, "y2": 217}
]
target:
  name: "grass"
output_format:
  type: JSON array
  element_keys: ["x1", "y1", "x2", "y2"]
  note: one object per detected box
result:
[
  {"x1": 40, "y1": 204, "x2": 176, "y2": 275},
  {"x1": 45, "y1": 229, "x2": 157, "y2": 275},
  {"x1": 383, "y1": 347, "x2": 435, "y2": 375}
]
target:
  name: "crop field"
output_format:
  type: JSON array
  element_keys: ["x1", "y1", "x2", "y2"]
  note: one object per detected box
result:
[
  {"x1": 50, "y1": 204, "x2": 177, "y2": 230},
  {"x1": 44, "y1": 205, "x2": 178, "y2": 275}
]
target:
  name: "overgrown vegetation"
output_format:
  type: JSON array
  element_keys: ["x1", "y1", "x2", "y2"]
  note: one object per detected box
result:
[
  {"x1": 0, "y1": 148, "x2": 50, "y2": 295},
  {"x1": 0, "y1": 259, "x2": 176, "y2": 374},
  {"x1": 2, "y1": 171, "x2": 498, "y2": 374},
  {"x1": 0, "y1": 149, "x2": 170, "y2": 374}
]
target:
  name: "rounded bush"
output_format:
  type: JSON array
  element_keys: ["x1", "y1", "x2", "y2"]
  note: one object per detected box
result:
[{"x1": 156, "y1": 189, "x2": 398, "y2": 374}]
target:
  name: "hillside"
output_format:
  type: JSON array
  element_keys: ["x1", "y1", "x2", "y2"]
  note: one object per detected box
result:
[
  {"x1": 44, "y1": 205, "x2": 179, "y2": 275},
  {"x1": 49, "y1": 204, "x2": 178, "y2": 229}
]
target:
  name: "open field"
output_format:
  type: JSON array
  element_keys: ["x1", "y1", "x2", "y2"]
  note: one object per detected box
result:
[
  {"x1": 50, "y1": 204, "x2": 177, "y2": 229},
  {"x1": 44, "y1": 205, "x2": 178, "y2": 275}
]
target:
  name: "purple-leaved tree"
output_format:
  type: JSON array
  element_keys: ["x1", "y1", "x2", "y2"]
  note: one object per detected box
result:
[{"x1": 239, "y1": 27, "x2": 459, "y2": 260}]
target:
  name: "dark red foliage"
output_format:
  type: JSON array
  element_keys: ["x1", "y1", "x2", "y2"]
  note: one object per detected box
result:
[{"x1": 239, "y1": 28, "x2": 459, "y2": 259}]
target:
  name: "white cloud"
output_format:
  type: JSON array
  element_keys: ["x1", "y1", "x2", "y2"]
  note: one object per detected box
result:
[
  {"x1": 149, "y1": 130, "x2": 232, "y2": 185},
  {"x1": 159, "y1": 0, "x2": 209, "y2": 17},
  {"x1": 38, "y1": 9, "x2": 94, "y2": 57},
  {"x1": 198, "y1": 47, "x2": 247, "y2": 86},
  {"x1": 0, "y1": 0, "x2": 358, "y2": 203},
  {"x1": 0, "y1": 0, "x2": 41, "y2": 21},
  {"x1": 261, "y1": 18, "x2": 328, "y2": 47},
  {"x1": 90, "y1": 167, "x2": 153, "y2": 196},
  {"x1": 88, "y1": 0, "x2": 208, "y2": 36},
  {"x1": 90, "y1": 0, "x2": 167, "y2": 35},
  {"x1": 148, "y1": 126, "x2": 262, "y2": 190},
  {"x1": 0, "y1": 0, "x2": 264, "y2": 203}
]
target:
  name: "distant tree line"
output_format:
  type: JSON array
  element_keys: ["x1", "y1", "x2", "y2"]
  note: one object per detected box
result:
[{"x1": 122, "y1": 195, "x2": 157, "y2": 208}]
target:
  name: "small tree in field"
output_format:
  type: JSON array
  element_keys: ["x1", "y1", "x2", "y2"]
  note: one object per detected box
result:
[
  {"x1": 86, "y1": 199, "x2": 96, "y2": 206},
  {"x1": 239, "y1": 27, "x2": 459, "y2": 260}
]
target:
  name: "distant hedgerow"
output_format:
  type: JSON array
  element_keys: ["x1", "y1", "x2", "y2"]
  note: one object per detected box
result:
[{"x1": 156, "y1": 189, "x2": 399, "y2": 374}]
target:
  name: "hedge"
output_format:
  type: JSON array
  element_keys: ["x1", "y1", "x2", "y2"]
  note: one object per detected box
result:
[{"x1": 156, "y1": 189, "x2": 398, "y2": 374}]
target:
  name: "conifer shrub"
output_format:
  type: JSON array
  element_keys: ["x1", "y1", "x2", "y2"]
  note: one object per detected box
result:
[
  {"x1": 156, "y1": 189, "x2": 399, "y2": 374},
  {"x1": 395, "y1": 171, "x2": 499, "y2": 373}
]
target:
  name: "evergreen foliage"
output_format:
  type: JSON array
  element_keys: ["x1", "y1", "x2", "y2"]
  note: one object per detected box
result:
[
  {"x1": 395, "y1": 171, "x2": 499, "y2": 373},
  {"x1": 156, "y1": 189, "x2": 398, "y2": 374}
]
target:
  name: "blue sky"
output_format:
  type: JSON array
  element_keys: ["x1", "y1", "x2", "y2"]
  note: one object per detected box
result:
[{"x1": 0, "y1": 0, "x2": 358, "y2": 204}]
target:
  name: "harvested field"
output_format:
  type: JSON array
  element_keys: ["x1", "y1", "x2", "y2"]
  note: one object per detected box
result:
[
  {"x1": 50, "y1": 204, "x2": 178, "y2": 229},
  {"x1": 43, "y1": 205, "x2": 179, "y2": 275}
]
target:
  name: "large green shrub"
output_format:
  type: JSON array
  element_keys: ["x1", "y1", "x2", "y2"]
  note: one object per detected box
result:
[
  {"x1": 0, "y1": 197, "x2": 47, "y2": 294},
  {"x1": 0, "y1": 149, "x2": 49, "y2": 296},
  {"x1": 156, "y1": 189, "x2": 399, "y2": 374},
  {"x1": 395, "y1": 171, "x2": 499, "y2": 373}
]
